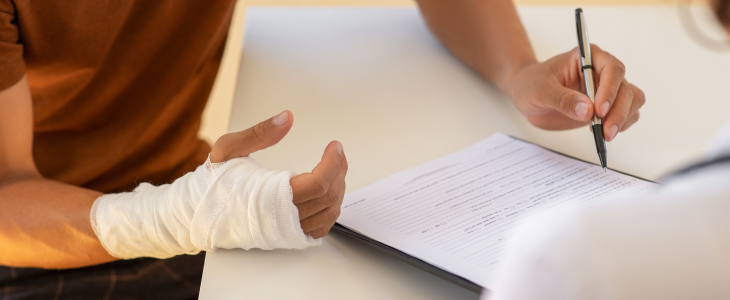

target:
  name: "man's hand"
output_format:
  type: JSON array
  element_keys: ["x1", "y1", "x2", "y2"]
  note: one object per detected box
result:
[
  {"x1": 210, "y1": 110, "x2": 348, "y2": 239},
  {"x1": 506, "y1": 45, "x2": 645, "y2": 141},
  {"x1": 290, "y1": 141, "x2": 347, "y2": 239},
  {"x1": 416, "y1": 0, "x2": 644, "y2": 141}
]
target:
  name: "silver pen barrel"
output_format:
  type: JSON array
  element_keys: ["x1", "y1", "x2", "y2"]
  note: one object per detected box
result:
[
  {"x1": 576, "y1": 8, "x2": 607, "y2": 170},
  {"x1": 581, "y1": 68, "x2": 602, "y2": 126}
]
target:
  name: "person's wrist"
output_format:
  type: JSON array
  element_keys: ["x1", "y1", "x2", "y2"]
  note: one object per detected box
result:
[{"x1": 496, "y1": 58, "x2": 538, "y2": 100}]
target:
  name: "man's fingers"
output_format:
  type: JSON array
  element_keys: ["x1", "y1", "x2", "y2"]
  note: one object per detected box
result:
[
  {"x1": 301, "y1": 205, "x2": 341, "y2": 235},
  {"x1": 305, "y1": 219, "x2": 337, "y2": 239},
  {"x1": 546, "y1": 85, "x2": 594, "y2": 122},
  {"x1": 298, "y1": 150, "x2": 348, "y2": 238},
  {"x1": 622, "y1": 111, "x2": 641, "y2": 132},
  {"x1": 291, "y1": 141, "x2": 343, "y2": 203},
  {"x1": 626, "y1": 83, "x2": 646, "y2": 129},
  {"x1": 296, "y1": 175, "x2": 344, "y2": 220},
  {"x1": 297, "y1": 194, "x2": 337, "y2": 221},
  {"x1": 602, "y1": 80, "x2": 634, "y2": 142},
  {"x1": 619, "y1": 84, "x2": 645, "y2": 132},
  {"x1": 296, "y1": 150, "x2": 348, "y2": 220},
  {"x1": 210, "y1": 110, "x2": 293, "y2": 163},
  {"x1": 592, "y1": 45, "x2": 626, "y2": 119}
]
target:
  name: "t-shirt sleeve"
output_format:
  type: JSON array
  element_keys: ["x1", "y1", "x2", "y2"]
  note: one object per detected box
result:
[{"x1": 0, "y1": 0, "x2": 24, "y2": 91}]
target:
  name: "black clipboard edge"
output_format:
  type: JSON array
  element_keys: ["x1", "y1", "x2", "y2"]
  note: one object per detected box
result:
[
  {"x1": 332, "y1": 135, "x2": 657, "y2": 295},
  {"x1": 331, "y1": 223, "x2": 483, "y2": 293},
  {"x1": 509, "y1": 135, "x2": 658, "y2": 184}
]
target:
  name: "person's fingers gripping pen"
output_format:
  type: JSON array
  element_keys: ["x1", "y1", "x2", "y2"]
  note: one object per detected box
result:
[
  {"x1": 591, "y1": 45, "x2": 646, "y2": 141},
  {"x1": 544, "y1": 76, "x2": 594, "y2": 123},
  {"x1": 620, "y1": 83, "x2": 645, "y2": 132}
]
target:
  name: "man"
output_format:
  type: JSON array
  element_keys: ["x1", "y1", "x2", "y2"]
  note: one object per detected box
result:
[
  {"x1": 0, "y1": 0, "x2": 642, "y2": 298},
  {"x1": 484, "y1": 1, "x2": 730, "y2": 299}
]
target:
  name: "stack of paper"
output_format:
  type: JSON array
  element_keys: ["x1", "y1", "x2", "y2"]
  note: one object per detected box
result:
[{"x1": 337, "y1": 133, "x2": 656, "y2": 288}]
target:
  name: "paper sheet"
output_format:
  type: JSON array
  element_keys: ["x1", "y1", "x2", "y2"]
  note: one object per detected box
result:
[{"x1": 338, "y1": 133, "x2": 657, "y2": 288}]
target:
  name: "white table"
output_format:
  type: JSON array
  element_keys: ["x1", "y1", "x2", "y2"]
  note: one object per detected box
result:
[{"x1": 199, "y1": 6, "x2": 730, "y2": 299}]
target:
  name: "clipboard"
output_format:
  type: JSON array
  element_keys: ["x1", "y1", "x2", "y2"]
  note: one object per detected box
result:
[
  {"x1": 331, "y1": 223, "x2": 484, "y2": 293},
  {"x1": 331, "y1": 135, "x2": 657, "y2": 294}
]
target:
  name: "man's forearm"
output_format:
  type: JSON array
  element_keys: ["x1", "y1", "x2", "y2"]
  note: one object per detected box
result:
[
  {"x1": 0, "y1": 76, "x2": 116, "y2": 269},
  {"x1": 0, "y1": 175, "x2": 116, "y2": 269},
  {"x1": 416, "y1": 0, "x2": 536, "y2": 94}
]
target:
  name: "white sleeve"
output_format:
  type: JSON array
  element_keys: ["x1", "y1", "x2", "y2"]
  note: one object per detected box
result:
[
  {"x1": 482, "y1": 208, "x2": 599, "y2": 300},
  {"x1": 90, "y1": 156, "x2": 320, "y2": 259}
]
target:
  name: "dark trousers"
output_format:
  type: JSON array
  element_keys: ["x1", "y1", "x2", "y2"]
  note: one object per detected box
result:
[{"x1": 0, "y1": 253, "x2": 205, "y2": 300}]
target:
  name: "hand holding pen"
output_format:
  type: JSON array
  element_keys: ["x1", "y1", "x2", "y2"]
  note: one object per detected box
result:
[{"x1": 503, "y1": 12, "x2": 645, "y2": 145}]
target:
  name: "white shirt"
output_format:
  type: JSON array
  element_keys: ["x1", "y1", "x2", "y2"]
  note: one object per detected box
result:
[{"x1": 482, "y1": 122, "x2": 730, "y2": 300}]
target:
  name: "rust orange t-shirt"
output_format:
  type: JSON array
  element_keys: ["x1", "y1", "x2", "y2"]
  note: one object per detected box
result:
[{"x1": 0, "y1": 1, "x2": 235, "y2": 193}]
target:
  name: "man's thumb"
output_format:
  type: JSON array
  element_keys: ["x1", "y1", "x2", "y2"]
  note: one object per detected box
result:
[
  {"x1": 210, "y1": 110, "x2": 293, "y2": 163},
  {"x1": 547, "y1": 87, "x2": 594, "y2": 122}
]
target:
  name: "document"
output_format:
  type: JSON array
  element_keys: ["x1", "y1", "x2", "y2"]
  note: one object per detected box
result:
[{"x1": 337, "y1": 133, "x2": 656, "y2": 288}]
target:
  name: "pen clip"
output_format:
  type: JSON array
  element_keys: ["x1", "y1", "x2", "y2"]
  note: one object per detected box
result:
[{"x1": 576, "y1": 8, "x2": 586, "y2": 60}]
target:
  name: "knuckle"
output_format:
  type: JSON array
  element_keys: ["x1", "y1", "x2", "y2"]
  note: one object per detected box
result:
[
  {"x1": 252, "y1": 122, "x2": 267, "y2": 144},
  {"x1": 336, "y1": 185, "x2": 345, "y2": 204},
  {"x1": 326, "y1": 207, "x2": 341, "y2": 223},
  {"x1": 606, "y1": 83, "x2": 620, "y2": 99},
  {"x1": 556, "y1": 90, "x2": 574, "y2": 113},
  {"x1": 635, "y1": 89, "x2": 646, "y2": 107},
  {"x1": 614, "y1": 61, "x2": 626, "y2": 75},
  {"x1": 238, "y1": 129, "x2": 256, "y2": 145},
  {"x1": 623, "y1": 115, "x2": 639, "y2": 131},
  {"x1": 622, "y1": 83, "x2": 634, "y2": 100},
  {"x1": 311, "y1": 177, "x2": 329, "y2": 197},
  {"x1": 614, "y1": 112, "x2": 628, "y2": 125},
  {"x1": 569, "y1": 47, "x2": 582, "y2": 60},
  {"x1": 327, "y1": 189, "x2": 339, "y2": 206}
]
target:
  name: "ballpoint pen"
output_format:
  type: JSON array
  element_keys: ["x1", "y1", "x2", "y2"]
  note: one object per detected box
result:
[{"x1": 576, "y1": 8, "x2": 608, "y2": 172}]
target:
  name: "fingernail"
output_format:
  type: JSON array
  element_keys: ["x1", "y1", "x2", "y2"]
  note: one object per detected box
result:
[
  {"x1": 601, "y1": 102, "x2": 610, "y2": 116},
  {"x1": 575, "y1": 102, "x2": 588, "y2": 119},
  {"x1": 607, "y1": 125, "x2": 618, "y2": 141},
  {"x1": 337, "y1": 142, "x2": 343, "y2": 155},
  {"x1": 272, "y1": 111, "x2": 288, "y2": 126}
]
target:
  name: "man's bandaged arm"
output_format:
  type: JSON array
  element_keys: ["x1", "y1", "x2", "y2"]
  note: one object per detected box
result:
[{"x1": 91, "y1": 156, "x2": 320, "y2": 259}]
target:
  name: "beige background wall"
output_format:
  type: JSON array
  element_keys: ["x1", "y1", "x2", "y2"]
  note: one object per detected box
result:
[{"x1": 198, "y1": 0, "x2": 699, "y2": 144}]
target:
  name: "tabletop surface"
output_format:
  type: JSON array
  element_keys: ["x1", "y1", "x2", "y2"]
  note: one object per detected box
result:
[{"x1": 199, "y1": 6, "x2": 730, "y2": 299}]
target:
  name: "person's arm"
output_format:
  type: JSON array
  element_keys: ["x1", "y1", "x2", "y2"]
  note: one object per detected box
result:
[
  {"x1": 0, "y1": 76, "x2": 115, "y2": 269},
  {"x1": 416, "y1": 0, "x2": 644, "y2": 141},
  {"x1": 417, "y1": 0, "x2": 535, "y2": 94},
  {"x1": 0, "y1": 77, "x2": 346, "y2": 269}
]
